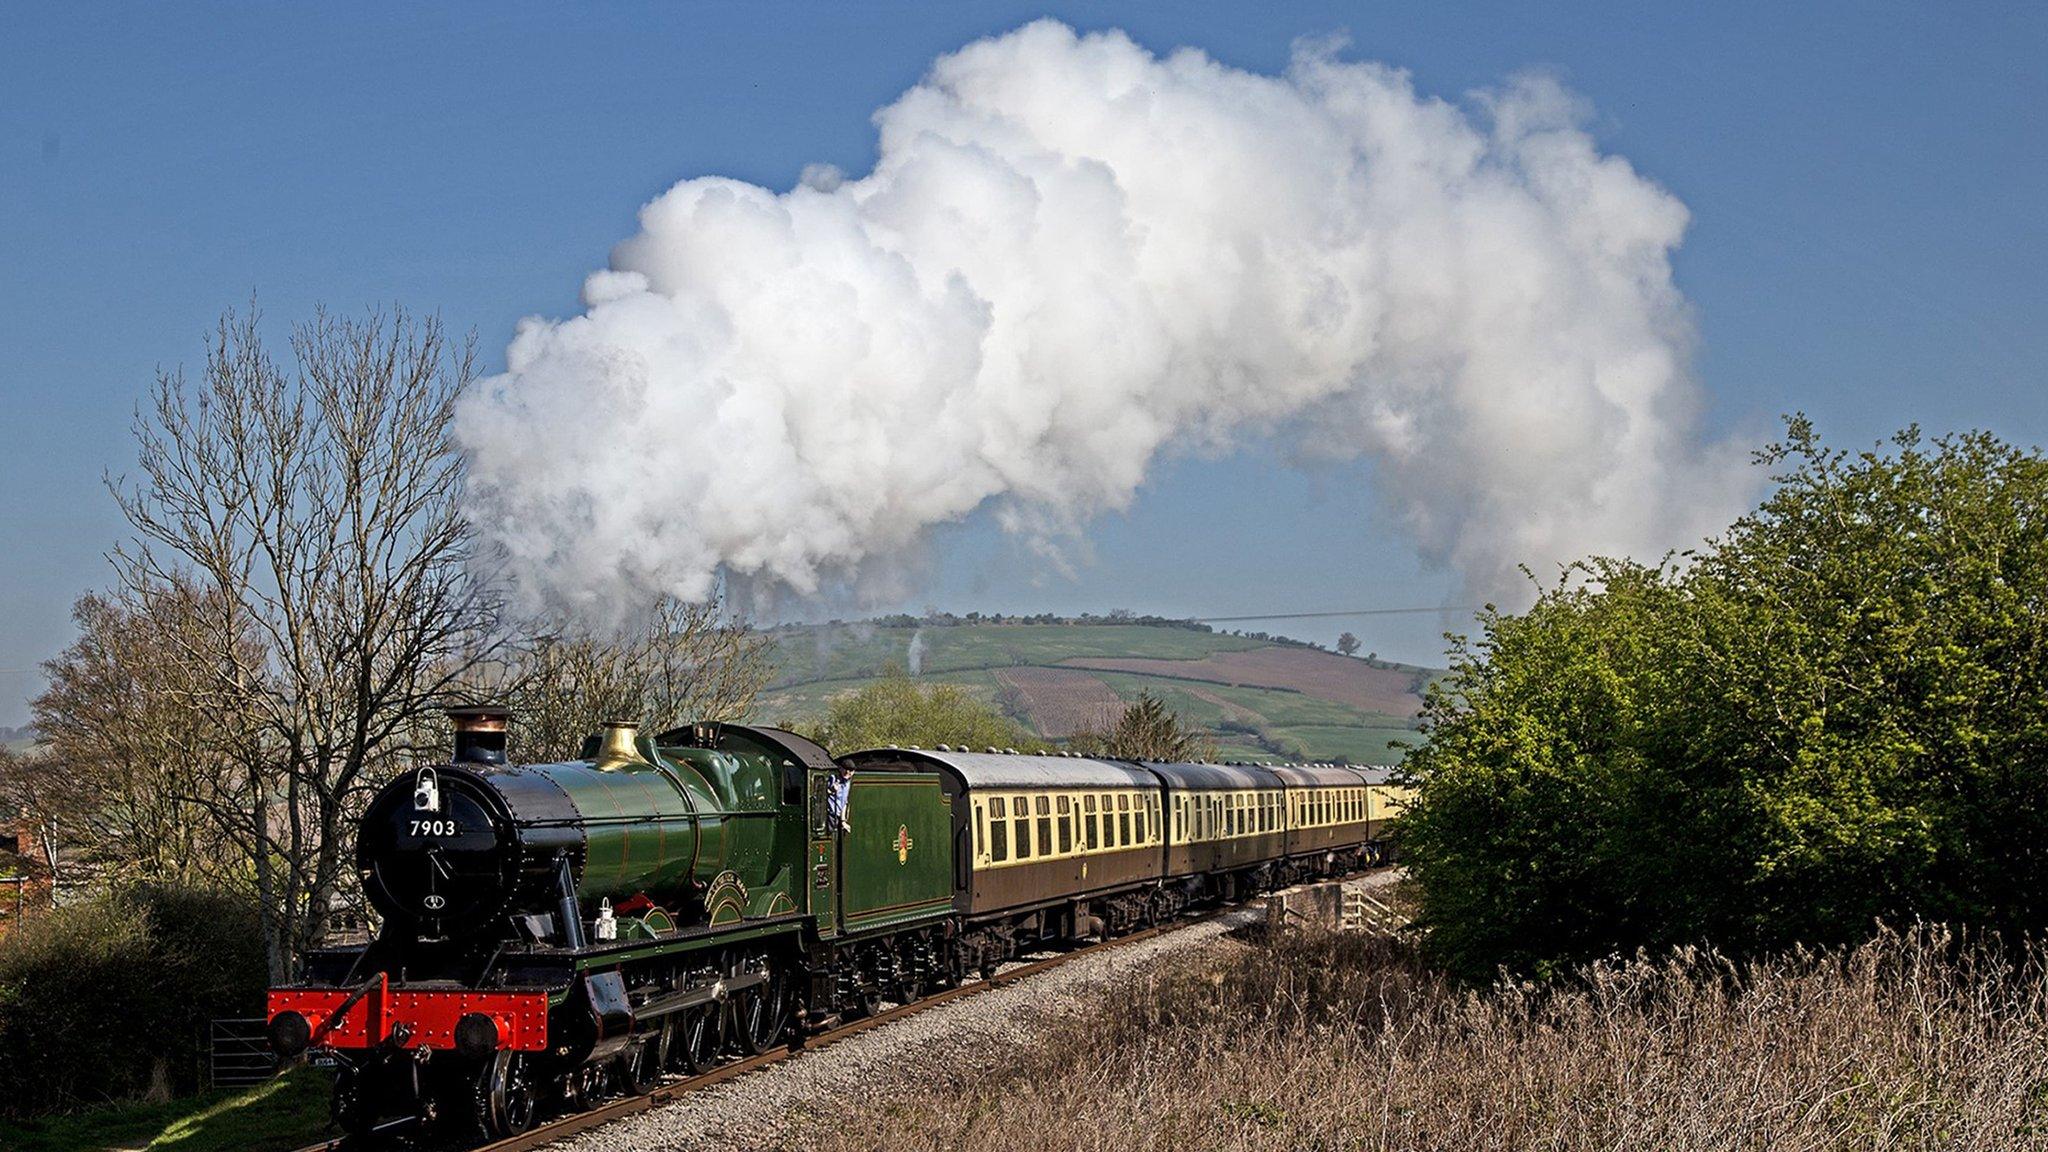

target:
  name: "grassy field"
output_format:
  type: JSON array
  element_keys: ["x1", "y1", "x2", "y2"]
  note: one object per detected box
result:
[
  {"x1": 0, "y1": 1067, "x2": 330, "y2": 1152},
  {"x1": 754, "y1": 621, "x2": 1436, "y2": 761},
  {"x1": 768, "y1": 907, "x2": 2048, "y2": 1151}
]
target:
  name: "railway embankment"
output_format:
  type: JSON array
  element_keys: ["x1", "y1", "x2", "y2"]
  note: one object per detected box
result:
[
  {"x1": 560, "y1": 871, "x2": 2048, "y2": 1152},
  {"x1": 552, "y1": 872, "x2": 1406, "y2": 1152}
]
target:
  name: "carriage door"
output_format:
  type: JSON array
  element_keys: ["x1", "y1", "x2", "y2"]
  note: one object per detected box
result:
[{"x1": 808, "y1": 770, "x2": 839, "y2": 938}]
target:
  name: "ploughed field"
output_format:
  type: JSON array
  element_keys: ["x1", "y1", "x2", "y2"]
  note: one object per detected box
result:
[{"x1": 752, "y1": 621, "x2": 1438, "y2": 762}]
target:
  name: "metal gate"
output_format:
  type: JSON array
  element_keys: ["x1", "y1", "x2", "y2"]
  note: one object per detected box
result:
[{"x1": 208, "y1": 1018, "x2": 277, "y2": 1088}]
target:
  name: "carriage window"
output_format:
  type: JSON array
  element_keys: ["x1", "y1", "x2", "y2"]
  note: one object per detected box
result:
[
  {"x1": 975, "y1": 802, "x2": 987, "y2": 860},
  {"x1": 1148, "y1": 798, "x2": 1159, "y2": 842},
  {"x1": 1058, "y1": 798, "x2": 1074, "y2": 853},
  {"x1": 1117, "y1": 794, "x2": 1132, "y2": 845},
  {"x1": 1036, "y1": 795, "x2": 1053, "y2": 857},
  {"x1": 990, "y1": 808, "x2": 1009, "y2": 862},
  {"x1": 1014, "y1": 795, "x2": 1031, "y2": 858}
]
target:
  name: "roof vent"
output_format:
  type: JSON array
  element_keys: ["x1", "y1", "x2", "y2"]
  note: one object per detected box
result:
[
  {"x1": 937, "y1": 743, "x2": 952, "y2": 752},
  {"x1": 1004, "y1": 748, "x2": 1017, "y2": 755},
  {"x1": 985, "y1": 746, "x2": 999, "y2": 754}
]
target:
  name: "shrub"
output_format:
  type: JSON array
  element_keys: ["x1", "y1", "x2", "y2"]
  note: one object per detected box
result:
[
  {"x1": 810, "y1": 666, "x2": 1040, "y2": 752},
  {"x1": 1400, "y1": 421, "x2": 2048, "y2": 979},
  {"x1": 0, "y1": 884, "x2": 267, "y2": 1116}
]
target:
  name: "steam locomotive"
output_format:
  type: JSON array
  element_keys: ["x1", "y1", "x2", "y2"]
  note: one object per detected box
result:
[{"x1": 267, "y1": 707, "x2": 1408, "y2": 1141}]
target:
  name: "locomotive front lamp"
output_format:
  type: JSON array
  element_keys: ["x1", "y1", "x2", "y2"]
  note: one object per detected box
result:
[{"x1": 414, "y1": 767, "x2": 442, "y2": 813}]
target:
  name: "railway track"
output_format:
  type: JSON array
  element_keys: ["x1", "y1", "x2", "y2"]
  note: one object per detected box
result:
[{"x1": 290, "y1": 901, "x2": 1247, "y2": 1152}]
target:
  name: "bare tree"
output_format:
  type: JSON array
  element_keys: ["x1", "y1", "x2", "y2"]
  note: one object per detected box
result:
[
  {"x1": 106, "y1": 303, "x2": 501, "y2": 978},
  {"x1": 30, "y1": 584, "x2": 252, "y2": 888},
  {"x1": 492, "y1": 597, "x2": 772, "y2": 764},
  {"x1": 1337, "y1": 632, "x2": 1362, "y2": 657}
]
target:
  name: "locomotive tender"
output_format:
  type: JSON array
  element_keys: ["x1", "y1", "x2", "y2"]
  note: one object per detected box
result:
[{"x1": 267, "y1": 707, "x2": 1408, "y2": 1140}]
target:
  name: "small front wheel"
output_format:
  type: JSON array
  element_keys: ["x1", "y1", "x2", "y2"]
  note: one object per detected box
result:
[{"x1": 474, "y1": 1051, "x2": 536, "y2": 1139}]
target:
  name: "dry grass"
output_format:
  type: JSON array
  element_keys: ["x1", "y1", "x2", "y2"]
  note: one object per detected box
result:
[{"x1": 784, "y1": 914, "x2": 2048, "y2": 1151}]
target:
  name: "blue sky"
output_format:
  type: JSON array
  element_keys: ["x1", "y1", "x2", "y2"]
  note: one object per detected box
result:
[{"x1": 2, "y1": 2, "x2": 2043, "y2": 726}]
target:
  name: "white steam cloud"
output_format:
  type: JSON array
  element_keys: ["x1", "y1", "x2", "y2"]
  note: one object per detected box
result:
[{"x1": 457, "y1": 21, "x2": 1750, "y2": 616}]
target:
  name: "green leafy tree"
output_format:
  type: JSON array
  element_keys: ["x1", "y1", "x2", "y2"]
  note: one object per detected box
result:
[
  {"x1": 810, "y1": 666, "x2": 1037, "y2": 753},
  {"x1": 1401, "y1": 420, "x2": 2048, "y2": 980},
  {"x1": 1072, "y1": 692, "x2": 1214, "y2": 761}
]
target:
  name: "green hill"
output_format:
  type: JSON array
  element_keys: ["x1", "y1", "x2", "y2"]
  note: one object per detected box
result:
[{"x1": 749, "y1": 617, "x2": 1438, "y2": 763}]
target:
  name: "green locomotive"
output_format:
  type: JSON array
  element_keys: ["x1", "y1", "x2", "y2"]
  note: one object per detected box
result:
[{"x1": 268, "y1": 708, "x2": 1404, "y2": 1141}]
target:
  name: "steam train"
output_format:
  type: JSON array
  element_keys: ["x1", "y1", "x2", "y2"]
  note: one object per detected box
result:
[{"x1": 266, "y1": 707, "x2": 1409, "y2": 1141}]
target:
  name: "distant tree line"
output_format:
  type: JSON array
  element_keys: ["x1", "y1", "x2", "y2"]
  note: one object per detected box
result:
[
  {"x1": 772, "y1": 612, "x2": 1380, "y2": 659},
  {"x1": 802, "y1": 672, "x2": 1210, "y2": 765},
  {"x1": 1402, "y1": 419, "x2": 2048, "y2": 981}
]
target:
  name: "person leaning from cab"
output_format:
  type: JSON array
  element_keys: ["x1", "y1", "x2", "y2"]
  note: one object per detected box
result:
[{"x1": 827, "y1": 764, "x2": 852, "y2": 832}]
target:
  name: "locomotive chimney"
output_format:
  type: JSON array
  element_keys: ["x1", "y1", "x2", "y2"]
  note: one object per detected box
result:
[
  {"x1": 592, "y1": 720, "x2": 652, "y2": 771},
  {"x1": 446, "y1": 705, "x2": 510, "y2": 766}
]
